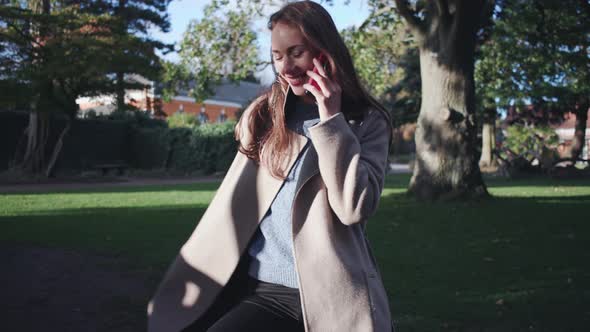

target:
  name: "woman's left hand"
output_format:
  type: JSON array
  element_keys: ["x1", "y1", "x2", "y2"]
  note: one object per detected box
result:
[{"x1": 303, "y1": 58, "x2": 342, "y2": 121}]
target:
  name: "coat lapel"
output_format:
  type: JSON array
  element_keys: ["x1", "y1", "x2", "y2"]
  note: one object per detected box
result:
[{"x1": 294, "y1": 142, "x2": 319, "y2": 194}]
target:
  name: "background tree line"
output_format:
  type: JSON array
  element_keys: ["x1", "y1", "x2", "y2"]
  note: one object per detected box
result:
[
  {"x1": 0, "y1": 0, "x2": 171, "y2": 176},
  {"x1": 3, "y1": 0, "x2": 588, "y2": 200}
]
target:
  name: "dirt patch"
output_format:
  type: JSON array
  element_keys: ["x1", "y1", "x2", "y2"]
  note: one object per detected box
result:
[{"x1": 1, "y1": 246, "x2": 159, "y2": 332}]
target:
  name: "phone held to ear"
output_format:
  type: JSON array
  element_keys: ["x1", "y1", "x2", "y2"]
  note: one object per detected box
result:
[{"x1": 306, "y1": 53, "x2": 327, "y2": 95}]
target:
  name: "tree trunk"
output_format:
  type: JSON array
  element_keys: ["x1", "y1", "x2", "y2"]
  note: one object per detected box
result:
[
  {"x1": 115, "y1": 0, "x2": 128, "y2": 112},
  {"x1": 479, "y1": 107, "x2": 497, "y2": 168},
  {"x1": 396, "y1": 0, "x2": 492, "y2": 201},
  {"x1": 408, "y1": 47, "x2": 488, "y2": 200},
  {"x1": 20, "y1": 111, "x2": 50, "y2": 174},
  {"x1": 45, "y1": 119, "x2": 71, "y2": 178},
  {"x1": 116, "y1": 71, "x2": 125, "y2": 111},
  {"x1": 565, "y1": 107, "x2": 589, "y2": 161}
]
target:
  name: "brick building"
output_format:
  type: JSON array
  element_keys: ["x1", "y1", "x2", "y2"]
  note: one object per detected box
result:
[
  {"x1": 159, "y1": 80, "x2": 264, "y2": 123},
  {"x1": 77, "y1": 76, "x2": 265, "y2": 124}
]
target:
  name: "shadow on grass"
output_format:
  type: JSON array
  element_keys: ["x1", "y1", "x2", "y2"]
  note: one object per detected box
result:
[
  {"x1": 485, "y1": 176, "x2": 590, "y2": 189},
  {"x1": 2, "y1": 175, "x2": 590, "y2": 331},
  {"x1": 0, "y1": 204, "x2": 209, "y2": 270},
  {"x1": 372, "y1": 190, "x2": 590, "y2": 331},
  {"x1": 0, "y1": 181, "x2": 223, "y2": 196}
]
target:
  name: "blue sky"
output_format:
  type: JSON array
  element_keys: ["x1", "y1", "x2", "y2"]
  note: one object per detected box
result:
[{"x1": 150, "y1": 0, "x2": 371, "y2": 84}]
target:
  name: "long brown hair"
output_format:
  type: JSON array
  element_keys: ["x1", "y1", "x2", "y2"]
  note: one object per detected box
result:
[{"x1": 237, "y1": 0, "x2": 391, "y2": 179}]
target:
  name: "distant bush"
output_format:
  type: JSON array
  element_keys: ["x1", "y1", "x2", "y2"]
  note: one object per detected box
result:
[
  {"x1": 129, "y1": 120, "x2": 237, "y2": 174},
  {"x1": 498, "y1": 124, "x2": 560, "y2": 176},
  {"x1": 166, "y1": 112, "x2": 200, "y2": 128},
  {"x1": 104, "y1": 110, "x2": 166, "y2": 129},
  {"x1": 502, "y1": 125, "x2": 559, "y2": 162},
  {"x1": 1, "y1": 109, "x2": 236, "y2": 175}
]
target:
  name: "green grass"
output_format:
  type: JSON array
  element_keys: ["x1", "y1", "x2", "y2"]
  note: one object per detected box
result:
[{"x1": 1, "y1": 175, "x2": 589, "y2": 331}]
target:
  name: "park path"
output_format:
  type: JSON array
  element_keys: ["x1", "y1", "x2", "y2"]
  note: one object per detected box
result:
[
  {"x1": 0, "y1": 176, "x2": 220, "y2": 194},
  {"x1": 0, "y1": 163, "x2": 410, "y2": 194}
]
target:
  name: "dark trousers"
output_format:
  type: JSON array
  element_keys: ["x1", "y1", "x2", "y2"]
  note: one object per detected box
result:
[{"x1": 183, "y1": 258, "x2": 304, "y2": 332}]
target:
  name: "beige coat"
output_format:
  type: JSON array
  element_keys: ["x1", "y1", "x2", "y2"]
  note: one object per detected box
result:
[{"x1": 148, "y1": 89, "x2": 393, "y2": 332}]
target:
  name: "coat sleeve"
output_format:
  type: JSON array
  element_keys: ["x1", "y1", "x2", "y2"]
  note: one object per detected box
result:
[{"x1": 308, "y1": 110, "x2": 390, "y2": 226}]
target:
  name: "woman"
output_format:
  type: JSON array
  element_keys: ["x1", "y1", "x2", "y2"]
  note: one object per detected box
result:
[{"x1": 148, "y1": 1, "x2": 393, "y2": 331}]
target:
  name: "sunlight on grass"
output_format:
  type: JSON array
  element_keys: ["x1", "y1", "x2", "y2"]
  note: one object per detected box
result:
[
  {"x1": 0, "y1": 186, "x2": 217, "y2": 217},
  {"x1": 1, "y1": 174, "x2": 589, "y2": 330}
]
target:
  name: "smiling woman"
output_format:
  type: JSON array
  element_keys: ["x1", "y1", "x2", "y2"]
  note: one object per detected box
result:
[{"x1": 148, "y1": 2, "x2": 394, "y2": 332}]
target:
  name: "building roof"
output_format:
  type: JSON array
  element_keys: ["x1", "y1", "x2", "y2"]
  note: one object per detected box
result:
[{"x1": 175, "y1": 80, "x2": 266, "y2": 108}]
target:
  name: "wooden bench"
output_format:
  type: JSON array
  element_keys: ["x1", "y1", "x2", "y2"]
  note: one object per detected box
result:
[{"x1": 93, "y1": 163, "x2": 129, "y2": 176}]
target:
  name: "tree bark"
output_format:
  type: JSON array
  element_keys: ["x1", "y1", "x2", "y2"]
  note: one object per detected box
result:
[
  {"x1": 17, "y1": 0, "x2": 52, "y2": 174},
  {"x1": 116, "y1": 70, "x2": 126, "y2": 111},
  {"x1": 395, "y1": 0, "x2": 489, "y2": 200},
  {"x1": 479, "y1": 107, "x2": 497, "y2": 168},
  {"x1": 115, "y1": 0, "x2": 128, "y2": 112},
  {"x1": 20, "y1": 111, "x2": 50, "y2": 174},
  {"x1": 45, "y1": 119, "x2": 71, "y2": 178},
  {"x1": 564, "y1": 106, "x2": 589, "y2": 161}
]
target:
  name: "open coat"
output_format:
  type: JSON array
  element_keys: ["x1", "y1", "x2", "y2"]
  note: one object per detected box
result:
[{"x1": 148, "y1": 89, "x2": 393, "y2": 332}]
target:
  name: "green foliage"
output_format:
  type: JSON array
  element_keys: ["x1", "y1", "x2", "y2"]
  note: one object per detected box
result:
[
  {"x1": 167, "y1": 121, "x2": 237, "y2": 174},
  {"x1": 342, "y1": 6, "x2": 420, "y2": 125},
  {"x1": 130, "y1": 121, "x2": 237, "y2": 174},
  {"x1": 129, "y1": 127, "x2": 171, "y2": 170},
  {"x1": 102, "y1": 0, "x2": 173, "y2": 109},
  {"x1": 106, "y1": 110, "x2": 167, "y2": 129},
  {"x1": 476, "y1": 0, "x2": 590, "y2": 110},
  {"x1": 2, "y1": 175, "x2": 590, "y2": 330},
  {"x1": 0, "y1": 110, "x2": 234, "y2": 174},
  {"x1": 166, "y1": 112, "x2": 200, "y2": 128},
  {"x1": 0, "y1": 0, "x2": 172, "y2": 113},
  {"x1": 177, "y1": 2, "x2": 260, "y2": 102},
  {"x1": 502, "y1": 124, "x2": 559, "y2": 164},
  {"x1": 159, "y1": 60, "x2": 193, "y2": 103},
  {"x1": 0, "y1": 2, "x2": 118, "y2": 115}
]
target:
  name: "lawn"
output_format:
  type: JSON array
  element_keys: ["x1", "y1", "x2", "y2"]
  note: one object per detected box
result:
[{"x1": 1, "y1": 174, "x2": 589, "y2": 331}]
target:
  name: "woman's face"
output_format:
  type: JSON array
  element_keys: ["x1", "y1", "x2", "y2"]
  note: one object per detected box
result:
[{"x1": 271, "y1": 21, "x2": 317, "y2": 98}]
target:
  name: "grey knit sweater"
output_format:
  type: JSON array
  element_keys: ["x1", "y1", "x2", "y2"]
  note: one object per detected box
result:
[{"x1": 247, "y1": 100, "x2": 320, "y2": 289}]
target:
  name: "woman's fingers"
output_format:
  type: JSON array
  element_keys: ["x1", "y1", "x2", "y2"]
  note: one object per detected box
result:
[
  {"x1": 313, "y1": 57, "x2": 328, "y2": 78},
  {"x1": 302, "y1": 82, "x2": 323, "y2": 100},
  {"x1": 306, "y1": 70, "x2": 331, "y2": 97}
]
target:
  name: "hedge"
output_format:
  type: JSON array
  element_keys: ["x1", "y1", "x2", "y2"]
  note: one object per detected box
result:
[
  {"x1": 0, "y1": 110, "x2": 239, "y2": 175},
  {"x1": 130, "y1": 121, "x2": 237, "y2": 174}
]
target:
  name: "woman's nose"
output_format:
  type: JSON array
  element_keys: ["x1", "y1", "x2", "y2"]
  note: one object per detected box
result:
[{"x1": 282, "y1": 57, "x2": 295, "y2": 73}]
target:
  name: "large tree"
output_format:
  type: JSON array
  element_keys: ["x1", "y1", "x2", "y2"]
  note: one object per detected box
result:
[
  {"x1": 0, "y1": 0, "x2": 158, "y2": 175},
  {"x1": 81, "y1": 0, "x2": 172, "y2": 111},
  {"x1": 165, "y1": 1, "x2": 262, "y2": 102},
  {"x1": 477, "y1": 0, "x2": 590, "y2": 165},
  {"x1": 379, "y1": 0, "x2": 494, "y2": 200}
]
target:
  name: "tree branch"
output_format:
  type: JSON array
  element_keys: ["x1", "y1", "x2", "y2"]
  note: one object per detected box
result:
[
  {"x1": 358, "y1": 5, "x2": 396, "y2": 31},
  {"x1": 480, "y1": 0, "x2": 496, "y2": 23},
  {"x1": 394, "y1": 0, "x2": 425, "y2": 39},
  {"x1": 434, "y1": 0, "x2": 450, "y2": 18}
]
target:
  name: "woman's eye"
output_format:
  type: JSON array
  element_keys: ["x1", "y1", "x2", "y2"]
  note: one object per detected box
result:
[
  {"x1": 292, "y1": 51, "x2": 303, "y2": 57},
  {"x1": 273, "y1": 56, "x2": 283, "y2": 61}
]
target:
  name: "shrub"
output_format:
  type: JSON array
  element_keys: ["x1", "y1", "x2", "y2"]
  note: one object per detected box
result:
[
  {"x1": 499, "y1": 124, "x2": 560, "y2": 176},
  {"x1": 502, "y1": 124, "x2": 559, "y2": 162},
  {"x1": 105, "y1": 110, "x2": 167, "y2": 129},
  {"x1": 166, "y1": 112, "x2": 200, "y2": 128},
  {"x1": 130, "y1": 120, "x2": 238, "y2": 174}
]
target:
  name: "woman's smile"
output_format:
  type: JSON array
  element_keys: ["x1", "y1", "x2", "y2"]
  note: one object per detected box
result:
[{"x1": 285, "y1": 74, "x2": 307, "y2": 86}]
